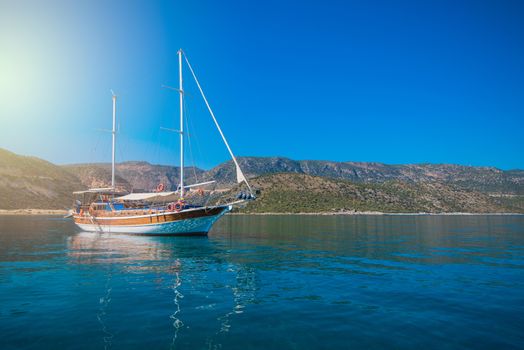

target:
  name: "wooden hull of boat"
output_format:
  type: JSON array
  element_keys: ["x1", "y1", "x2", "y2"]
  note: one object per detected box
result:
[{"x1": 72, "y1": 205, "x2": 231, "y2": 235}]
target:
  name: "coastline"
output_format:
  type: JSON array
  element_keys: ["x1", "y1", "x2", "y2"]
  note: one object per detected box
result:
[
  {"x1": 0, "y1": 209, "x2": 68, "y2": 216},
  {"x1": 0, "y1": 209, "x2": 522, "y2": 216},
  {"x1": 231, "y1": 211, "x2": 524, "y2": 216}
]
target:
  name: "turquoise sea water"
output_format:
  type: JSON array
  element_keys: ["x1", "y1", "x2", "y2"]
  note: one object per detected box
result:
[{"x1": 1, "y1": 214, "x2": 523, "y2": 349}]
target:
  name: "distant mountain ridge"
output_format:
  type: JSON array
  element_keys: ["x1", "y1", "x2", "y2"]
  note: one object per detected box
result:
[
  {"x1": 205, "y1": 157, "x2": 524, "y2": 195},
  {"x1": 1, "y1": 148, "x2": 523, "y2": 212},
  {"x1": 64, "y1": 156, "x2": 524, "y2": 196},
  {"x1": 63, "y1": 162, "x2": 203, "y2": 192}
]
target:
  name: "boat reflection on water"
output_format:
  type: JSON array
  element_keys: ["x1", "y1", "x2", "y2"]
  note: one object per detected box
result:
[
  {"x1": 66, "y1": 231, "x2": 257, "y2": 348},
  {"x1": 67, "y1": 231, "x2": 183, "y2": 271}
]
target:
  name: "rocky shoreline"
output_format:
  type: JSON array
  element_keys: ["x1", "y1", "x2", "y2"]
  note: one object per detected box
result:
[
  {"x1": 231, "y1": 211, "x2": 524, "y2": 216},
  {"x1": 0, "y1": 209, "x2": 68, "y2": 216},
  {"x1": 1, "y1": 209, "x2": 522, "y2": 216}
]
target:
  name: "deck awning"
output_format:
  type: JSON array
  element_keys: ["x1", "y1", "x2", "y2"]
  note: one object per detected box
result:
[
  {"x1": 115, "y1": 191, "x2": 178, "y2": 202},
  {"x1": 113, "y1": 181, "x2": 216, "y2": 202}
]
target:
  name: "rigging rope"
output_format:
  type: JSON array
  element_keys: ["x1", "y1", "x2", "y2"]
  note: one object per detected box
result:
[
  {"x1": 183, "y1": 97, "x2": 200, "y2": 184},
  {"x1": 90, "y1": 133, "x2": 102, "y2": 165},
  {"x1": 182, "y1": 52, "x2": 253, "y2": 195}
]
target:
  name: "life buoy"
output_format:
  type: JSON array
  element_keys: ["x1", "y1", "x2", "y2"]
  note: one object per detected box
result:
[
  {"x1": 156, "y1": 183, "x2": 164, "y2": 192},
  {"x1": 174, "y1": 202, "x2": 183, "y2": 212},
  {"x1": 167, "y1": 202, "x2": 175, "y2": 211}
]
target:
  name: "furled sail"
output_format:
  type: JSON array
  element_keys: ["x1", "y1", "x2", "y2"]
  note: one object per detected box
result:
[
  {"x1": 236, "y1": 164, "x2": 247, "y2": 184},
  {"x1": 116, "y1": 192, "x2": 179, "y2": 202}
]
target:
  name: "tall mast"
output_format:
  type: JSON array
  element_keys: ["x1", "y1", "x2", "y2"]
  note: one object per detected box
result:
[
  {"x1": 178, "y1": 49, "x2": 184, "y2": 199},
  {"x1": 111, "y1": 92, "x2": 116, "y2": 190}
]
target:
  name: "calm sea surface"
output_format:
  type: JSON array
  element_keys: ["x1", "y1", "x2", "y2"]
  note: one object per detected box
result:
[{"x1": 1, "y1": 214, "x2": 523, "y2": 349}]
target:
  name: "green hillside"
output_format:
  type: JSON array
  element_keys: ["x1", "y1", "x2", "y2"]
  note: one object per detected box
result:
[{"x1": 225, "y1": 173, "x2": 524, "y2": 214}]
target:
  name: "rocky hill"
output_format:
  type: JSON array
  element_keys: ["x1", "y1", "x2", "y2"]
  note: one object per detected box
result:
[
  {"x1": 64, "y1": 157, "x2": 524, "y2": 196},
  {"x1": 61, "y1": 164, "x2": 131, "y2": 191},
  {"x1": 1, "y1": 148, "x2": 523, "y2": 213},
  {"x1": 204, "y1": 157, "x2": 524, "y2": 195},
  {"x1": 64, "y1": 162, "x2": 204, "y2": 192},
  {"x1": 222, "y1": 173, "x2": 524, "y2": 214},
  {"x1": 0, "y1": 149, "x2": 84, "y2": 209}
]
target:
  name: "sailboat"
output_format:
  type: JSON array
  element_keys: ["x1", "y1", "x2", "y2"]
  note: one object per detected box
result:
[{"x1": 71, "y1": 49, "x2": 254, "y2": 235}]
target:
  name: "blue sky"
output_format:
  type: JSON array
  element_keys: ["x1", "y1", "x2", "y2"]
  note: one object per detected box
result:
[{"x1": 0, "y1": 0, "x2": 523, "y2": 169}]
